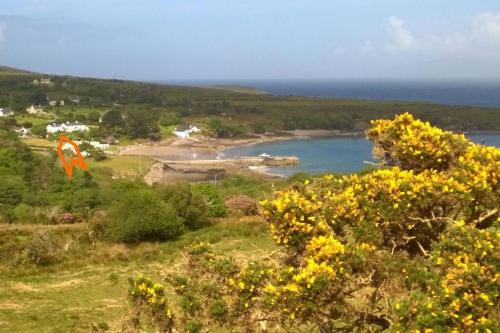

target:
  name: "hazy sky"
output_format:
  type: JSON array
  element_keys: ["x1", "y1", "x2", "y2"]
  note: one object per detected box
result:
[{"x1": 1, "y1": 0, "x2": 500, "y2": 80}]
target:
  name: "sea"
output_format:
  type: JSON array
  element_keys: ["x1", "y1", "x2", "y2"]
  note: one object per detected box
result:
[
  {"x1": 223, "y1": 134, "x2": 500, "y2": 177},
  {"x1": 160, "y1": 79, "x2": 500, "y2": 176},
  {"x1": 167, "y1": 79, "x2": 500, "y2": 107}
]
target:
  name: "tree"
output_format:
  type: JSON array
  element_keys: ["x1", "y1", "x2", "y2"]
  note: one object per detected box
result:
[
  {"x1": 208, "y1": 117, "x2": 247, "y2": 138},
  {"x1": 30, "y1": 124, "x2": 47, "y2": 137},
  {"x1": 29, "y1": 91, "x2": 47, "y2": 105},
  {"x1": 101, "y1": 109, "x2": 124, "y2": 128},
  {"x1": 104, "y1": 189, "x2": 182, "y2": 243},
  {"x1": 88, "y1": 110, "x2": 101, "y2": 123},
  {"x1": 159, "y1": 112, "x2": 180, "y2": 127},
  {"x1": 125, "y1": 108, "x2": 161, "y2": 139}
]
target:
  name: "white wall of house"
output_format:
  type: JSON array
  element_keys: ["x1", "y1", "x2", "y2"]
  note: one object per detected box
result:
[
  {"x1": 0, "y1": 108, "x2": 14, "y2": 117},
  {"x1": 173, "y1": 125, "x2": 202, "y2": 138},
  {"x1": 46, "y1": 121, "x2": 90, "y2": 134}
]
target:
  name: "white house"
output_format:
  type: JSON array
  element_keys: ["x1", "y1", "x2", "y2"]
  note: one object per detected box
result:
[
  {"x1": 73, "y1": 140, "x2": 110, "y2": 151},
  {"x1": 69, "y1": 96, "x2": 80, "y2": 105},
  {"x1": 26, "y1": 105, "x2": 45, "y2": 115},
  {"x1": 33, "y1": 76, "x2": 54, "y2": 87},
  {"x1": 48, "y1": 100, "x2": 57, "y2": 106},
  {"x1": 89, "y1": 141, "x2": 110, "y2": 150},
  {"x1": 173, "y1": 125, "x2": 202, "y2": 139},
  {"x1": 61, "y1": 142, "x2": 89, "y2": 157},
  {"x1": 15, "y1": 127, "x2": 29, "y2": 138},
  {"x1": 0, "y1": 107, "x2": 14, "y2": 117},
  {"x1": 46, "y1": 121, "x2": 90, "y2": 134}
]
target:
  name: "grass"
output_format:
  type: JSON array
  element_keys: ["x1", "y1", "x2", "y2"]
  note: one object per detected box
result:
[
  {"x1": 22, "y1": 137, "x2": 57, "y2": 149},
  {"x1": 87, "y1": 155, "x2": 155, "y2": 180},
  {"x1": 15, "y1": 115, "x2": 54, "y2": 126},
  {"x1": 0, "y1": 218, "x2": 273, "y2": 332}
]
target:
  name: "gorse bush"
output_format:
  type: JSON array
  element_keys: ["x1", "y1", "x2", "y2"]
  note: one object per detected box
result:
[
  {"x1": 129, "y1": 113, "x2": 499, "y2": 332},
  {"x1": 104, "y1": 190, "x2": 182, "y2": 243},
  {"x1": 128, "y1": 276, "x2": 174, "y2": 333}
]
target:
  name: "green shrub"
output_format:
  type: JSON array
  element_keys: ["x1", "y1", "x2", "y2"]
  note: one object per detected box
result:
[
  {"x1": 219, "y1": 174, "x2": 271, "y2": 199},
  {"x1": 104, "y1": 189, "x2": 182, "y2": 243},
  {"x1": 158, "y1": 182, "x2": 211, "y2": 230},
  {"x1": 12, "y1": 203, "x2": 36, "y2": 223},
  {"x1": 208, "y1": 117, "x2": 248, "y2": 138},
  {"x1": 159, "y1": 112, "x2": 180, "y2": 126},
  {"x1": 192, "y1": 183, "x2": 226, "y2": 217},
  {"x1": 210, "y1": 299, "x2": 228, "y2": 323}
]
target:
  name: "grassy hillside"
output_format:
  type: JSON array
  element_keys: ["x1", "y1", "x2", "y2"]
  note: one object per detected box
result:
[{"x1": 0, "y1": 218, "x2": 273, "y2": 332}]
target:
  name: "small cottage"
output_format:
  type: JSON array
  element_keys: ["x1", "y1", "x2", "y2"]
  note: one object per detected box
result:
[
  {"x1": 173, "y1": 125, "x2": 202, "y2": 139},
  {"x1": 15, "y1": 127, "x2": 29, "y2": 138},
  {"x1": 46, "y1": 121, "x2": 90, "y2": 134},
  {"x1": 26, "y1": 105, "x2": 45, "y2": 115},
  {"x1": 0, "y1": 107, "x2": 14, "y2": 117}
]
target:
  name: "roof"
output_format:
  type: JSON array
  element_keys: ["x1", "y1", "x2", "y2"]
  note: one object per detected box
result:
[{"x1": 174, "y1": 125, "x2": 191, "y2": 132}]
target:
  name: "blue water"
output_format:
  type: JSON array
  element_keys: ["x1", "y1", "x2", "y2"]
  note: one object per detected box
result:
[
  {"x1": 245, "y1": 80, "x2": 500, "y2": 107},
  {"x1": 165, "y1": 79, "x2": 500, "y2": 108},
  {"x1": 224, "y1": 134, "x2": 500, "y2": 176}
]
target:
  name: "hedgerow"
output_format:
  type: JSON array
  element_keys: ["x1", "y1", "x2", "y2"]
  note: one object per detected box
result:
[{"x1": 128, "y1": 113, "x2": 499, "y2": 332}]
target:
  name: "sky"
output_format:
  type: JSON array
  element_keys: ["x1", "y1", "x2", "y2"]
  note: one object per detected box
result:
[{"x1": 1, "y1": 0, "x2": 500, "y2": 81}]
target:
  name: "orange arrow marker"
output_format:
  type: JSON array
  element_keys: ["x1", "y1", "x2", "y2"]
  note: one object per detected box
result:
[{"x1": 57, "y1": 134, "x2": 89, "y2": 180}]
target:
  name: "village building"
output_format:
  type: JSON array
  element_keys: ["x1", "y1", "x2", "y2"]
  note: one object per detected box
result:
[
  {"x1": 47, "y1": 99, "x2": 64, "y2": 107},
  {"x1": 46, "y1": 121, "x2": 90, "y2": 134},
  {"x1": 0, "y1": 107, "x2": 14, "y2": 117},
  {"x1": 69, "y1": 96, "x2": 80, "y2": 105},
  {"x1": 26, "y1": 105, "x2": 45, "y2": 115},
  {"x1": 15, "y1": 127, "x2": 29, "y2": 138},
  {"x1": 73, "y1": 140, "x2": 110, "y2": 151},
  {"x1": 61, "y1": 142, "x2": 90, "y2": 157},
  {"x1": 61, "y1": 140, "x2": 110, "y2": 157},
  {"x1": 33, "y1": 76, "x2": 54, "y2": 87},
  {"x1": 173, "y1": 125, "x2": 201, "y2": 139}
]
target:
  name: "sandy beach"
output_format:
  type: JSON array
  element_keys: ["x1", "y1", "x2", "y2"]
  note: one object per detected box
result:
[
  {"x1": 119, "y1": 129, "x2": 364, "y2": 159},
  {"x1": 119, "y1": 130, "x2": 363, "y2": 183}
]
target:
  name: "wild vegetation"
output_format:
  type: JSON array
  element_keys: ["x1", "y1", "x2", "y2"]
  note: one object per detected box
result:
[
  {"x1": 128, "y1": 114, "x2": 499, "y2": 332},
  {"x1": 1, "y1": 65, "x2": 499, "y2": 332}
]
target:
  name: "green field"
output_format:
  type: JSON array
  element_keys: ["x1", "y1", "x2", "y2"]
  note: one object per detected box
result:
[{"x1": 87, "y1": 155, "x2": 155, "y2": 180}]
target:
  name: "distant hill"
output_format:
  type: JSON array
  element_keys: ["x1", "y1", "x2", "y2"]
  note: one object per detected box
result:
[
  {"x1": 1, "y1": 64, "x2": 500, "y2": 135},
  {"x1": 202, "y1": 85, "x2": 266, "y2": 95},
  {"x1": 0, "y1": 65, "x2": 35, "y2": 75}
]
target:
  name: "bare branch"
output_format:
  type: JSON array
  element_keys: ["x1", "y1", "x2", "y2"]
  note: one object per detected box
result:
[{"x1": 416, "y1": 241, "x2": 429, "y2": 257}]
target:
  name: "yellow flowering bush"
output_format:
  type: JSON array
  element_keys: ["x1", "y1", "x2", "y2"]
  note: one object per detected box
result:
[
  {"x1": 367, "y1": 112, "x2": 471, "y2": 172},
  {"x1": 259, "y1": 113, "x2": 499, "y2": 330},
  {"x1": 126, "y1": 114, "x2": 499, "y2": 332},
  {"x1": 393, "y1": 221, "x2": 499, "y2": 332},
  {"x1": 128, "y1": 276, "x2": 174, "y2": 333}
]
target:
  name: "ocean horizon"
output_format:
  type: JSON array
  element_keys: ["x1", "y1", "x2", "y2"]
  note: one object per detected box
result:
[{"x1": 159, "y1": 79, "x2": 500, "y2": 108}]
